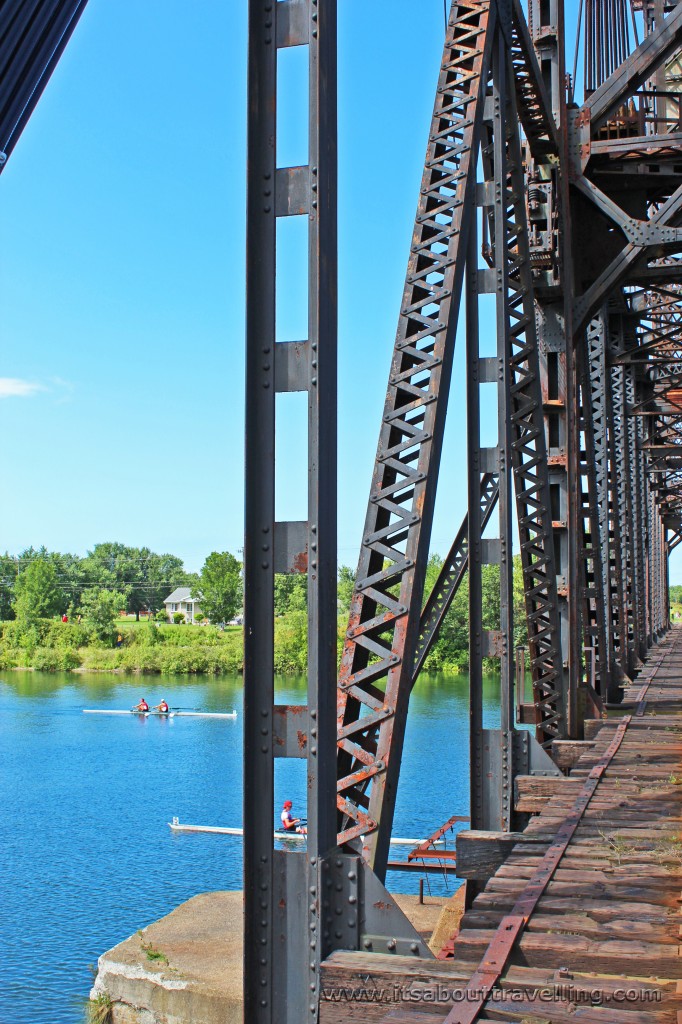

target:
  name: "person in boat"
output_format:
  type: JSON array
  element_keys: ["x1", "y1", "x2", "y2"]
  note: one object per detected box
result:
[
  {"x1": 280, "y1": 800, "x2": 306, "y2": 834},
  {"x1": 133, "y1": 698, "x2": 149, "y2": 712},
  {"x1": 153, "y1": 699, "x2": 170, "y2": 713}
]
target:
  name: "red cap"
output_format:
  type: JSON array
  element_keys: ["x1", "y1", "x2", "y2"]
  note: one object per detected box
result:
[{"x1": 283, "y1": 800, "x2": 292, "y2": 809}]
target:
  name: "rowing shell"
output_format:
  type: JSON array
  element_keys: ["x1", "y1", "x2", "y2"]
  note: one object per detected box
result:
[
  {"x1": 167, "y1": 820, "x2": 446, "y2": 846},
  {"x1": 83, "y1": 709, "x2": 238, "y2": 719}
]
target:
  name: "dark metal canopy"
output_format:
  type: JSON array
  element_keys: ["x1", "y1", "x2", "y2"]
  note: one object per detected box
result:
[{"x1": 0, "y1": 0, "x2": 88, "y2": 170}]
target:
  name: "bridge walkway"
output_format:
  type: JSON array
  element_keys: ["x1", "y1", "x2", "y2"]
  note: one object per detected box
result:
[{"x1": 320, "y1": 627, "x2": 682, "y2": 1023}]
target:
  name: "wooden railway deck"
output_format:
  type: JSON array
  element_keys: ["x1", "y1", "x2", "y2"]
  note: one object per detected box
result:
[{"x1": 321, "y1": 628, "x2": 682, "y2": 1024}]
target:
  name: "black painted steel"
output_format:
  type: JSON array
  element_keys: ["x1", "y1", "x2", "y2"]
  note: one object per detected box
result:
[{"x1": 0, "y1": 0, "x2": 88, "y2": 167}]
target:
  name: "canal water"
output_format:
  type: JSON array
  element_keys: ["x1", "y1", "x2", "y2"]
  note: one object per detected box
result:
[{"x1": 0, "y1": 670, "x2": 502, "y2": 1024}]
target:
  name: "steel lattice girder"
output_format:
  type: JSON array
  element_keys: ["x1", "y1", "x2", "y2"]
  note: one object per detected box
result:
[
  {"x1": 335, "y1": 0, "x2": 496, "y2": 875},
  {"x1": 0, "y1": 0, "x2": 89, "y2": 168}
]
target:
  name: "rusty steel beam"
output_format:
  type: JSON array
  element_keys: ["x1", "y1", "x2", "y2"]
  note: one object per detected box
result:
[{"x1": 335, "y1": 0, "x2": 496, "y2": 878}]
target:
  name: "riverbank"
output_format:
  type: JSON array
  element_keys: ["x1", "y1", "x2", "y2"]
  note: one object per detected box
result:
[{"x1": 0, "y1": 616, "x2": 470, "y2": 675}]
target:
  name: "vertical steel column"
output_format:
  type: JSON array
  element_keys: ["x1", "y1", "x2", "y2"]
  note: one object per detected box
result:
[
  {"x1": 467, "y1": 32, "x2": 515, "y2": 835},
  {"x1": 245, "y1": 3, "x2": 337, "y2": 1022},
  {"x1": 624, "y1": 367, "x2": 648, "y2": 661},
  {"x1": 608, "y1": 321, "x2": 636, "y2": 676},
  {"x1": 244, "y1": 3, "x2": 277, "y2": 1017},
  {"x1": 604, "y1": 335, "x2": 629, "y2": 684},
  {"x1": 529, "y1": 0, "x2": 578, "y2": 737},
  {"x1": 504, "y1": 51, "x2": 565, "y2": 747},
  {"x1": 579, "y1": 314, "x2": 613, "y2": 698}
]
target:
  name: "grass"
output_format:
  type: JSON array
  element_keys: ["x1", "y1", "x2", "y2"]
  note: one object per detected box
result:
[
  {"x1": 599, "y1": 830, "x2": 636, "y2": 866},
  {"x1": 138, "y1": 932, "x2": 169, "y2": 965},
  {"x1": 86, "y1": 993, "x2": 112, "y2": 1024},
  {"x1": 114, "y1": 615, "x2": 241, "y2": 632}
]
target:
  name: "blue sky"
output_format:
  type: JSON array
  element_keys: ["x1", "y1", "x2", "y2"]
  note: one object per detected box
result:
[{"x1": 3, "y1": 0, "x2": 678, "y2": 583}]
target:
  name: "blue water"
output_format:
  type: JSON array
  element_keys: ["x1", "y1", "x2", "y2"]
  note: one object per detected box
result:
[{"x1": 0, "y1": 670, "x2": 501, "y2": 1024}]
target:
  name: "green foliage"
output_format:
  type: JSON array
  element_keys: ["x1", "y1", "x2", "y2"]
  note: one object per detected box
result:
[
  {"x1": 87, "y1": 991, "x2": 112, "y2": 1024},
  {"x1": 274, "y1": 573, "x2": 307, "y2": 615},
  {"x1": 670, "y1": 584, "x2": 682, "y2": 603},
  {"x1": 336, "y1": 566, "x2": 355, "y2": 616},
  {"x1": 79, "y1": 589, "x2": 127, "y2": 641},
  {"x1": 13, "y1": 559, "x2": 64, "y2": 622},
  {"x1": 31, "y1": 646, "x2": 81, "y2": 671},
  {"x1": 173, "y1": 612, "x2": 186, "y2": 625},
  {"x1": 199, "y1": 551, "x2": 242, "y2": 623},
  {"x1": 0, "y1": 553, "x2": 18, "y2": 620},
  {"x1": 154, "y1": 609, "x2": 168, "y2": 623},
  {"x1": 274, "y1": 610, "x2": 308, "y2": 673}
]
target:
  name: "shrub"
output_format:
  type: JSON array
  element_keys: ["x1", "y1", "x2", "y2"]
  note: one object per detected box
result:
[
  {"x1": 173, "y1": 612, "x2": 185, "y2": 625},
  {"x1": 120, "y1": 646, "x2": 162, "y2": 672},
  {"x1": 0, "y1": 647, "x2": 24, "y2": 669},
  {"x1": 154, "y1": 609, "x2": 168, "y2": 623},
  {"x1": 79, "y1": 648, "x2": 123, "y2": 671},
  {"x1": 31, "y1": 646, "x2": 81, "y2": 671}
]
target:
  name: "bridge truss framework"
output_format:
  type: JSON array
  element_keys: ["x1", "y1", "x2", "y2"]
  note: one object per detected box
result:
[{"x1": 2, "y1": 0, "x2": 682, "y2": 1021}]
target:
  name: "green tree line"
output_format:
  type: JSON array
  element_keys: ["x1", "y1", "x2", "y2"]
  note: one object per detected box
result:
[{"x1": 0, "y1": 544, "x2": 528, "y2": 674}]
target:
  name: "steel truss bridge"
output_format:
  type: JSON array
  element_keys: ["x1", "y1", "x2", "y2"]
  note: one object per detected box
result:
[{"x1": 4, "y1": 0, "x2": 682, "y2": 1020}]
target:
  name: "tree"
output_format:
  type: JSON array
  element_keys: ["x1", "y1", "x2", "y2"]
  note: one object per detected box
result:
[
  {"x1": 79, "y1": 588, "x2": 126, "y2": 641},
  {"x1": 337, "y1": 565, "x2": 356, "y2": 617},
  {"x1": 274, "y1": 573, "x2": 307, "y2": 615},
  {"x1": 0, "y1": 553, "x2": 18, "y2": 620},
  {"x1": 199, "y1": 551, "x2": 243, "y2": 623},
  {"x1": 80, "y1": 543, "x2": 190, "y2": 618},
  {"x1": 13, "y1": 559, "x2": 64, "y2": 622}
]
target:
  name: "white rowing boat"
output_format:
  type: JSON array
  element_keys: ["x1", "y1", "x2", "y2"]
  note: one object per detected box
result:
[
  {"x1": 169, "y1": 820, "x2": 307, "y2": 841},
  {"x1": 167, "y1": 819, "x2": 446, "y2": 846},
  {"x1": 83, "y1": 709, "x2": 237, "y2": 719}
]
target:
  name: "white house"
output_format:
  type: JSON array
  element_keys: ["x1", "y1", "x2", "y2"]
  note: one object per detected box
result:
[{"x1": 163, "y1": 587, "x2": 202, "y2": 624}]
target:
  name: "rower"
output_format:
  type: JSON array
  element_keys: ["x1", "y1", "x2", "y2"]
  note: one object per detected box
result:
[
  {"x1": 280, "y1": 800, "x2": 306, "y2": 834},
  {"x1": 133, "y1": 698, "x2": 149, "y2": 712},
  {"x1": 154, "y1": 699, "x2": 169, "y2": 713}
]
